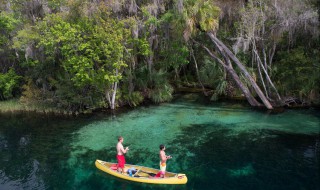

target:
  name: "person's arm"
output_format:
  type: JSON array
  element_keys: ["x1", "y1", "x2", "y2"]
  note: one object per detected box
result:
[
  {"x1": 121, "y1": 145, "x2": 129, "y2": 154},
  {"x1": 160, "y1": 152, "x2": 171, "y2": 161}
]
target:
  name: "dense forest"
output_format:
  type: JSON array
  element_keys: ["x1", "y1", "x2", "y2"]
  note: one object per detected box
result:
[{"x1": 0, "y1": 0, "x2": 319, "y2": 113}]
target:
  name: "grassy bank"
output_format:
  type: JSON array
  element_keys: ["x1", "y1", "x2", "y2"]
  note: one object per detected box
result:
[
  {"x1": 0, "y1": 99, "x2": 26, "y2": 112},
  {"x1": 0, "y1": 99, "x2": 80, "y2": 115}
]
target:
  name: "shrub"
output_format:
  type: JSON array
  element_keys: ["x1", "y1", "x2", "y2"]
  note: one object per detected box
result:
[{"x1": 0, "y1": 68, "x2": 21, "y2": 100}]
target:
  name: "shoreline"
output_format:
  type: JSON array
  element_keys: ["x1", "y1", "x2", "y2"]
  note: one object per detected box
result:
[{"x1": 0, "y1": 93, "x2": 318, "y2": 116}]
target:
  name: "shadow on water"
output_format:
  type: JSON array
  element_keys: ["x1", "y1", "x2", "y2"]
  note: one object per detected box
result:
[{"x1": 166, "y1": 123, "x2": 320, "y2": 190}]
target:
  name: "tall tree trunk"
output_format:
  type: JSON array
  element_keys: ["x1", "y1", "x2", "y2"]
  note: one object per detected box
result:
[
  {"x1": 257, "y1": 57, "x2": 268, "y2": 98},
  {"x1": 190, "y1": 45, "x2": 207, "y2": 96},
  {"x1": 253, "y1": 48, "x2": 282, "y2": 102},
  {"x1": 252, "y1": 42, "x2": 269, "y2": 98},
  {"x1": 207, "y1": 32, "x2": 273, "y2": 109},
  {"x1": 110, "y1": 81, "x2": 118, "y2": 110},
  {"x1": 106, "y1": 69, "x2": 119, "y2": 110},
  {"x1": 192, "y1": 39, "x2": 262, "y2": 107},
  {"x1": 147, "y1": 54, "x2": 154, "y2": 76}
]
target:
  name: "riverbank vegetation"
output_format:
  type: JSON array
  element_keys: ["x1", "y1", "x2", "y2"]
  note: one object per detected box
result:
[{"x1": 0, "y1": 0, "x2": 319, "y2": 113}]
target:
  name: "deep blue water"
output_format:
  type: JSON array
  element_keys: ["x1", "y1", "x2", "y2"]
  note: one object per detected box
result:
[{"x1": 0, "y1": 94, "x2": 319, "y2": 190}]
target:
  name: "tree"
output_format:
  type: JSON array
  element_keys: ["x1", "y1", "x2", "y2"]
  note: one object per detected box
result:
[
  {"x1": 234, "y1": 0, "x2": 319, "y2": 103},
  {"x1": 180, "y1": 0, "x2": 273, "y2": 109},
  {"x1": 3, "y1": 0, "x2": 319, "y2": 112},
  {"x1": 13, "y1": 4, "x2": 129, "y2": 109},
  {"x1": 0, "y1": 68, "x2": 21, "y2": 100},
  {"x1": 0, "y1": 11, "x2": 19, "y2": 72}
]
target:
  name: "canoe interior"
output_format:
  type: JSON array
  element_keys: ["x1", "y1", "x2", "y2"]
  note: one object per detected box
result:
[{"x1": 102, "y1": 161, "x2": 177, "y2": 178}]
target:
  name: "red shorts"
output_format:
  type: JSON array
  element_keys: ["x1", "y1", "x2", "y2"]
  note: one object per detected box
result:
[{"x1": 116, "y1": 155, "x2": 126, "y2": 169}]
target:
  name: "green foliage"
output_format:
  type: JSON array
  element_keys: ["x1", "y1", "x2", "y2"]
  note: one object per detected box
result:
[
  {"x1": 197, "y1": 56, "x2": 227, "y2": 101},
  {"x1": 0, "y1": 69, "x2": 21, "y2": 100},
  {"x1": 47, "y1": 0, "x2": 66, "y2": 11},
  {"x1": 1, "y1": 0, "x2": 319, "y2": 111},
  {"x1": 149, "y1": 70, "x2": 174, "y2": 103},
  {"x1": 0, "y1": 12, "x2": 19, "y2": 50},
  {"x1": 210, "y1": 78, "x2": 228, "y2": 101},
  {"x1": 0, "y1": 98, "x2": 25, "y2": 112},
  {"x1": 150, "y1": 83, "x2": 174, "y2": 103},
  {"x1": 122, "y1": 91, "x2": 144, "y2": 107},
  {"x1": 13, "y1": 25, "x2": 39, "y2": 51},
  {"x1": 134, "y1": 65, "x2": 149, "y2": 90},
  {"x1": 28, "y1": 12, "x2": 129, "y2": 90},
  {"x1": 199, "y1": 56, "x2": 224, "y2": 86},
  {"x1": 127, "y1": 37, "x2": 151, "y2": 57},
  {"x1": 159, "y1": 11, "x2": 175, "y2": 23},
  {"x1": 132, "y1": 65, "x2": 175, "y2": 104},
  {"x1": 182, "y1": 0, "x2": 221, "y2": 40},
  {"x1": 141, "y1": 6, "x2": 160, "y2": 27},
  {"x1": 158, "y1": 41, "x2": 189, "y2": 70},
  {"x1": 197, "y1": 1, "x2": 220, "y2": 32},
  {"x1": 0, "y1": 12, "x2": 18, "y2": 32},
  {"x1": 273, "y1": 47, "x2": 319, "y2": 98},
  {"x1": 216, "y1": 79, "x2": 228, "y2": 95},
  {"x1": 19, "y1": 79, "x2": 43, "y2": 104},
  {"x1": 12, "y1": 5, "x2": 132, "y2": 110},
  {"x1": 236, "y1": 52, "x2": 251, "y2": 67},
  {"x1": 50, "y1": 78, "x2": 106, "y2": 111}
]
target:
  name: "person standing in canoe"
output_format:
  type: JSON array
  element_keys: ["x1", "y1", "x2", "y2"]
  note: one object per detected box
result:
[
  {"x1": 116, "y1": 136, "x2": 129, "y2": 173},
  {"x1": 159, "y1": 144, "x2": 172, "y2": 178}
]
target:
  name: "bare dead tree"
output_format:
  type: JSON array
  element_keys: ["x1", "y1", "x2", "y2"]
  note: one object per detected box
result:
[{"x1": 233, "y1": 0, "x2": 319, "y2": 105}]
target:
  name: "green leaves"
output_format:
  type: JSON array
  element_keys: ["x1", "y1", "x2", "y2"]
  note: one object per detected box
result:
[
  {"x1": 2, "y1": 0, "x2": 318, "y2": 110},
  {"x1": 274, "y1": 47, "x2": 319, "y2": 97},
  {"x1": 0, "y1": 69, "x2": 21, "y2": 100},
  {"x1": 182, "y1": 0, "x2": 221, "y2": 40},
  {"x1": 34, "y1": 13, "x2": 128, "y2": 89},
  {"x1": 11, "y1": 7, "x2": 131, "y2": 109},
  {"x1": 0, "y1": 12, "x2": 19, "y2": 32},
  {"x1": 159, "y1": 41, "x2": 189, "y2": 70},
  {"x1": 198, "y1": 1, "x2": 220, "y2": 32},
  {"x1": 0, "y1": 12, "x2": 19, "y2": 50}
]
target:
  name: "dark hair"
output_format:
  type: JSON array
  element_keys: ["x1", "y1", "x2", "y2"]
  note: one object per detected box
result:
[
  {"x1": 118, "y1": 136, "x2": 123, "y2": 142},
  {"x1": 159, "y1": 144, "x2": 165, "y2": 150}
]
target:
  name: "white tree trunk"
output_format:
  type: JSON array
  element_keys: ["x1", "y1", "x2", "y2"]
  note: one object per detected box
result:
[
  {"x1": 207, "y1": 32, "x2": 273, "y2": 109},
  {"x1": 192, "y1": 39, "x2": 262, "y2": 107},
  {"x1": 106, "y1": 69, "x2": 119, "y2": 110}
]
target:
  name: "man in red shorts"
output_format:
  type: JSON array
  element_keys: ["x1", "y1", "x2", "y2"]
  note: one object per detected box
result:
[{"x1": 116, "y1": 136, "x2": 129, "y2": 173}]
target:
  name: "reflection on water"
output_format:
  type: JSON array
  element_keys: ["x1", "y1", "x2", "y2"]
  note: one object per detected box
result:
[{"x1": 0, "y1": 94, "x2": 319, "y2": 190}]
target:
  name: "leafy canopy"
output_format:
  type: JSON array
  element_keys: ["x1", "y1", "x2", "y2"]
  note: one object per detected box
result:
[
  {"x1": 0, "y1": 69, "x2": 21, "y2": 100},
  {"x1": 36, "y1": 13, "x2": 128, "y2": 89}
]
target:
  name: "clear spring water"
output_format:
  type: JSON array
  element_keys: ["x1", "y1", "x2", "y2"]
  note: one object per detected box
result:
[{"x1": 0, "y1": 94, "x2": 319, "y2": 190}]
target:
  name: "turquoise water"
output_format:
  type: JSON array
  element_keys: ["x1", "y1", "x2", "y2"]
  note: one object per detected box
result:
[{"x1": 0, "y1": 94, "x2": 319, "y2": 190}]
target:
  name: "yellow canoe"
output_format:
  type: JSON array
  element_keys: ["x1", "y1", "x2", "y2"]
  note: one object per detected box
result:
[{"x1": 95, "y1": 159, "x2": 187, "y2": 184}]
